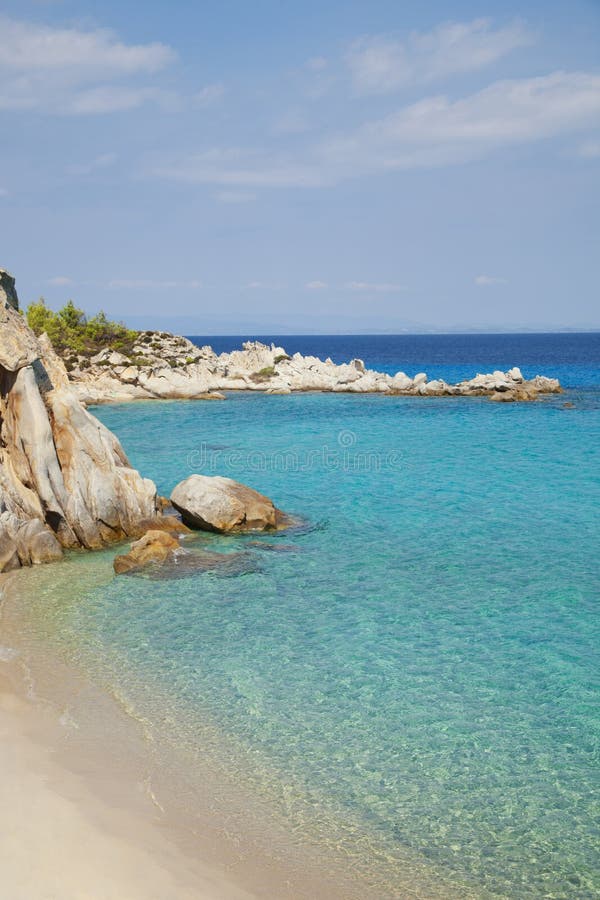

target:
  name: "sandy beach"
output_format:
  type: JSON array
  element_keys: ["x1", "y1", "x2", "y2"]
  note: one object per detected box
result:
[
  {"x1": 0, "y1": 663, "x2": 258, "y2": 900},
  {"x1": 0, "y1": 565, "x2": 378, "y2": 900}
]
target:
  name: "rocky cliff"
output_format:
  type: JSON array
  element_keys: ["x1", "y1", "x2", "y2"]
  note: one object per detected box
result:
[{"x1": 0, "y1": 271, "x2": 157, "y2": 573}]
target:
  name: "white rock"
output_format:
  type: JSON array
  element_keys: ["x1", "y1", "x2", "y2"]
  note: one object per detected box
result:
[{"x1": 171, "y1": 475, "x2": 281, "y2": 532}]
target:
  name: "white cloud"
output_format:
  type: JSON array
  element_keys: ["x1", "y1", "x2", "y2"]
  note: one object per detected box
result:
[
  {"x1": 306, "y1": 280, "x2": 328, "y2": 289},
  {"x1": 151, "y1": 72, "x2": 600, "y2": 188},
  {"x1": 475, "y1": 274, "x2": 507, "y2": 286},
  {"x1": 63, "y1": 85, "x2": 177, "y2": 115},
  {"x1": 319, "y1": 71, "x2": 600, "y2": 174},
  {"x1": 67, "y1": 152, "x2": 118, "y2": 176},
  {"x1": 152, "y1": 148, "x2": 328, "y2": 187},
  {"x1": 48, "y1": 275, "x2": 74, "y2": 286},
  {"x1": 346, "y1": 281, "x2": 405, "y2": 292},
  {"x1": 195, "y1": 83, "x2": 226, "y2": 107},
  {"x1": 347, "y1": 18, "x2": 532, "y2": 94},
  {"x1": 0, "y1": 15, "x2": 176, "y2": 114},
  {"x1": 0, "y1": 16, "x2": 174, "y2": 73},
  {"x1": 108, "y1": 279, "x2": 201, "y2": 289}
]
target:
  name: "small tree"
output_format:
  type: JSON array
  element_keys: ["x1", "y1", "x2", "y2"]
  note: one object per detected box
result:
[
  {"x1": 58, "y1": 300, "x2": 86, "y2": 330},
  {"x1": 26, "y1": 298, "x2": 56, "y2": 335}
]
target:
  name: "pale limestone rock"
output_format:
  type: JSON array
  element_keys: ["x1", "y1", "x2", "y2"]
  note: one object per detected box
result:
[
  {"x1": 120, "y1": 366, "x2": 139, "y2": 384},
  {"x1": 0, "y1": 272, "x2": 159, "y2": 571},
  {"x1": 60, "y1": 328, "x2": 562, "y2": 402},
  {"x1": 171, "y1": 474, "x2": 281, "y2": 533},
  {"x1": 391, "y1": 372, "x2": 413, "y2": 391},
  {"x1": 108, "y1": 350, "x2": 130, "y2": 366},
  {"x1": 0, "y1": 510, "x2": 63, "y2": 567}
]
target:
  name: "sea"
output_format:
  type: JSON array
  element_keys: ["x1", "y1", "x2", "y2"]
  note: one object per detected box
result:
[{"x1": 2, "y1": 333, "x2": 599, "y2": 899}]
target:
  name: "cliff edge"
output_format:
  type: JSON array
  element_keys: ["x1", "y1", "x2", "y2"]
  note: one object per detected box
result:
[{"x1": 0, "y1": 270, "x2": 157, "y2": 573}]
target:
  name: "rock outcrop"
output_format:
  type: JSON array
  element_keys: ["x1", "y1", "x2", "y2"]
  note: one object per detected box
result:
[
  {"x1": 113, "y1": 529, "x2": 180, "y2": 574},
  {"x1": 0, "y1": 269, "x2": 158, "y2": 572},
  {"x1": 171, "y1": 475, "x2": 282, "y2": 533},
  {"x1": 64, "y1": 334, "x2": 562, "y2": 404}
]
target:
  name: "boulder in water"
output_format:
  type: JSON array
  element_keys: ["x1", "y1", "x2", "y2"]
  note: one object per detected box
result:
[
  {"x1": 170, "y1": 474, "x2": 282, "y2": 533},
  {"x1": 113, "y1": 529, "x2": 180, "y2": 574}
]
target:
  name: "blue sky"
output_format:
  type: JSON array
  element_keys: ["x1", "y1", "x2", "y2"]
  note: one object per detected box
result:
[{"x1": 1, "y1": 0, "x2": 599, "y2": 333}]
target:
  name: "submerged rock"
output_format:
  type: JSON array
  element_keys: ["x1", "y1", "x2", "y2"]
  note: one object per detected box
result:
[
  {"x1": 171, "y1": 474, "x2": 283, "y2": 533},
  {"x1": 113, "y1": 529, "x2": 180, "y2": 574},
  {"x1": 143, "y1": 548, "x2": 261, "y2": 580}
]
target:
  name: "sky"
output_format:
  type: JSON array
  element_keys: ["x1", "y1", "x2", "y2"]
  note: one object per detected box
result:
[{"x1": 1, "y1": 0, "x2": 599, "y2": 333}]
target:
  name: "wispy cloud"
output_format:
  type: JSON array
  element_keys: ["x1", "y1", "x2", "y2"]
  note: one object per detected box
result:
[
  {"x1": 347, "y1": 18, "x2": 533, "y2": 95},
  {"x1": 306, "y1": 280, "x2": 328, "y2": 289},
  {"x1": 47, "y1": 275, "x2": 74, "y2": 286},
  {"x1": 319, "y1": 72, "x2": 600, "y2": 174},
  {"x1": 151, "y1": 148, "x2": 328, "y2": 187},
  {"x1": 151, "y1": 72, "x2": 600, "y2": 188},
  {"x1": 67, "y1": 152, "x2": 118, "y2": 176},
  {"x1": 0, "y1": 15, "x2": 176, "y2": 114},
  {"x1": 475, "y1": 274, "x2": 507, "y2": 286},
  {"x1": 345, "y1": 281, "x2": 406, "y2": 292},
  {"x1": 195, "y1": 83, "x2": 226, "y2": 107}
]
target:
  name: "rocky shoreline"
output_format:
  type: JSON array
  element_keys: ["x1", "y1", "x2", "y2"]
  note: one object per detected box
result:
[
  {"x1": 0, "y1": 272, "x2": 161, "y2": 573},
  {"x1": 0, "y1": 266, "x2": 563, "y2": 575},
  {"x1": 67, "y1": 331, "x2": 561, "y2": 405}
]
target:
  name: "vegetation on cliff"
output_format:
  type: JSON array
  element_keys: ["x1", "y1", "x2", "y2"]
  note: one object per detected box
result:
[{"x1": 26, "y1": 299, "x2": 138, "y2": 362}]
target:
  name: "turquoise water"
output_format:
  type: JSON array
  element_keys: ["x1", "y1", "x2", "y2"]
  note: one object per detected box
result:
[{"x1": 7, "y1": 372, "x2": 599, "y2": 896}]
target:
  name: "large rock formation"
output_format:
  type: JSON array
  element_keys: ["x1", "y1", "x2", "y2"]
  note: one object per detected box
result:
[
  {"x1": 171, "y1": 475, "x2": 282, "y2": 533},
  {"x1": 65, "y1": 334, "x2": 562, "y2": 403},
  {"x1": 0, "y1": 269, "x2": 158, "y2": 572}
]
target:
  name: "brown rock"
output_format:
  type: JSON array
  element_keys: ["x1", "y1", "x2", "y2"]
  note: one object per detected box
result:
[
  {"x1": 135, "y1": 514, "x2": 192, "y2": 535},
  {"x1": 113, "y1": 529, "x2": 180, "y2": 574}
]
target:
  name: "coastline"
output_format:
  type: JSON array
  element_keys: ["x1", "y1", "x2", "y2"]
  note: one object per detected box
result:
[
  {"x1": 0, "y1": 562, "x2": 428, "y2": 900},
  {"x1": 0, "y1": 567, "x2": 259, "y2": 900}
]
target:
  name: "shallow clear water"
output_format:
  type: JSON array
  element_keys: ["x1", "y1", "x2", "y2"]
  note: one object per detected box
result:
[
  {"x1": 6, "y1": 336, "x2": 600, "y2": 898},
  {"x1": 22, "y1": 389, "x2": 599, "y2": 898}
]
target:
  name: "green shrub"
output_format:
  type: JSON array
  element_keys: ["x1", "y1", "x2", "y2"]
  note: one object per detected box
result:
[
  {"x1": 251, "y1": 366, "x2": 276, "y2": 381},
  {"x1": 26, "y1": 299, "x2": 139, "y2": 359}
]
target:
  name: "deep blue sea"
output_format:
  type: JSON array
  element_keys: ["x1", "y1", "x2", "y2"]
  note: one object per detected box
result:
[
  {"x1": 189, "y1": 332, "x2": 600, "y2": 389},
  {"x1": 8, "y1": 334, "x2": 600, "y2": 898}
]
